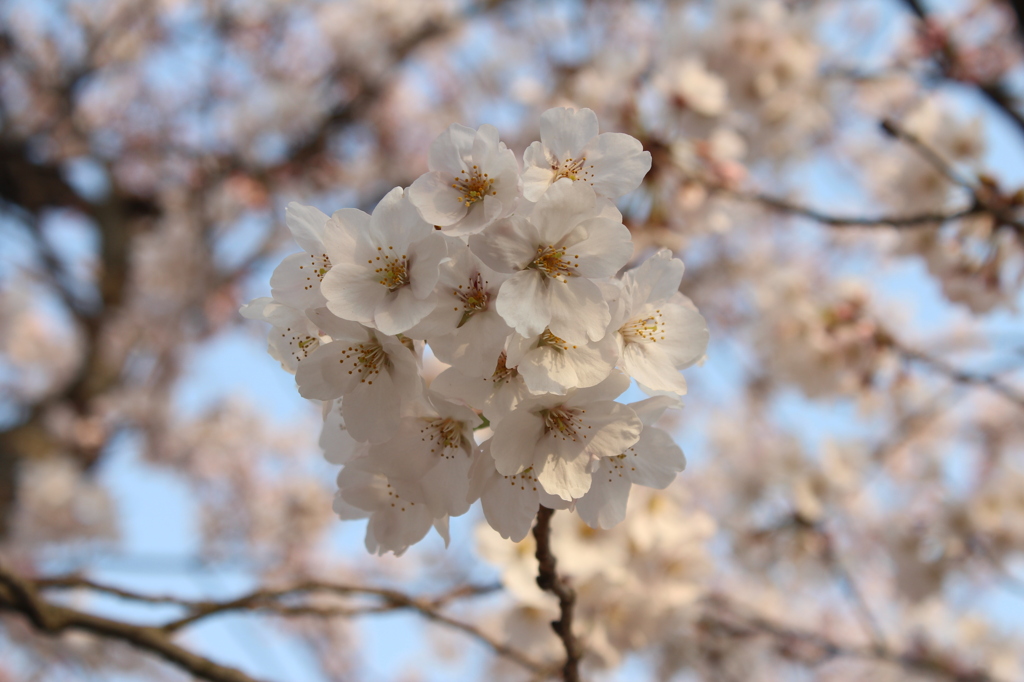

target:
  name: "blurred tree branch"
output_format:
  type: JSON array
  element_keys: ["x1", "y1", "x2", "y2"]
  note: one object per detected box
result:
[
  {"x1": 700, "y1": 594, "x2": 1006, "y2": 682},
  {"x1": 899, "y1": 0, "x2": 1024, "y2": 137},
  {"x1": 2, "y1": 566, "x2": 549, "y2": 678}
]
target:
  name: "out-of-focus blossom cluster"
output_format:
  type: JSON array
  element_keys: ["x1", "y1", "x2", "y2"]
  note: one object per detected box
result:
[{"x1": 477, "y1": 488, "x2": 715, "y2": 675}]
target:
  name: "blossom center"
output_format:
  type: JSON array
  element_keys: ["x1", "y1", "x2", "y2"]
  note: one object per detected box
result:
[
  {"x1": 373, "y1": 247, "x2": 409, "y2": 291},
  {"x1": 491, "y1": 352, "x2": 519, "y2": 384},
  {"x1": 422, "y1": 417, "x2": 465, "y2": 458},
  {"x1": 300, "y1": 253, "x2": 332, "y2": 291},
  {"x1": 286, "y1": 331, "x2": 320, "y2": 362},
  {"x1": 542, "y1": 405, "x2": 584, "y2": 442},
  {"x1": 620, "y1": 309, "x2": 665, "y2": 344},
  {"x1": 537, "y1": 328, "x2": 570, "y2": 352},
  {"x1": 451, "y1": 165, "x2": 497, "y2": 207},
  {"x1": 527, "y1": 244, "x2": 578, "y2": 282},
  {"x1": 552, "y1": 156, "x2": 594, "y2": 183},
  {"x1": 454, "y1": 272, "x2": 490, "y2": 328},
  {"x1": 338, "y1": 340, "x2": 392, "y2": 384}
]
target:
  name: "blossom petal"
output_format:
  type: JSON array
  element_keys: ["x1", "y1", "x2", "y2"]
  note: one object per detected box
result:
[
  {"x1": 428, "y1": 123, "x2": 476, "y2": 174},
  {"x1": 539, "y1": 107, "x2": 599, "y2": 160},
  {"x1": 621, "y1": 342, "x2": 689, "y2": 394},
  {"x1": 321, "y1": 263, "x2": 386, "y2": 326},
  {"x1": 536, "y1": 445, "x2": 592, "y2": 501},
  {"x1": 575, "y1": 464, "x2": 632, "y2": 529},
  {"x1": 522, "y1": 141, "x2": 556, "y2": 202},
  {"x1": 469, "y1": 216, "x2": 539, "y2": 273},
  {"x1": 375, "y1": 286, "x2": 432, "y2": 335},
  {"x1": 546, "y1": 276, "x2": 609, "y2": 344},
  {"x1": 285, "y1": 202, "x2": 329, "y2": 254},
  {"x1": 343, "y1": 371, "x2": 401, "y2": 443},
  {"x1": 563, "y1": 217, "x2": 634, "y2": 279},
  {"x1": 407, "y1": 232, "x2": 448, "y2": 299},
  {"x1": 491, "y1": 408, "x2": 545, "y2": 476},
  {"x1": 408, "y1": 171, "x2": 469, "y2": 226},
  {"x1": 626, "y1": 426, "x2": 686, "y2": 489},
  {"x1": 270, "y1": 252, "x2": 328, "y2": 310},
  {"x1": 496, "y1": 270, "x2": 551, "y2": 338},
  {"x1": 582, "y1": 132, "x2": 652, "y2": 199}
]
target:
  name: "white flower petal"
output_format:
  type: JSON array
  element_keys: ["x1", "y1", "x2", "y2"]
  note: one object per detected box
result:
[
  {"x1": 575, "y1": 464, "x2": 632, "y2": 529},
  {"x1": 343, "y1": 371, "x2": 401, "y2": 443},
  {"x1": 321, "y1": 264, "x2": 385, "y2": 326},
  {"x1": 564, "y1": 218, "x2": 634, "y2": 280},
  {"x1": 539, "y1": 107, "x2": 599, "y2": 160},
  {"x1": 626, "y1": 426, "x2": 686, "y2": 489},
  {"x1": 536, "y1": 445, "x2": 592, "y2": 501},
  {"x1": 428, "y1": 123, "x2": 477, "y2": 174},
  {"x1": 409, "y1": 171, "x2": 469, "y2": 226},
  {"x1": 496, "y1": 271, "x2": 551, "y2": 338},
  {"x1": 375, "y1": 286, "x2": 432, "y2": 335},
  {"x1": 285, "y1": 202, "x2": 329, "y2": 254},
  {"x1": 546, "y1": 276, "x2": 609, "y2": 344},
  {"x1": 270, "y1": 252, "x2": 328, "y2": 310},
  {"x1": 582, "y1": 132, "x2": 652, "y2": 199},
  {"x1": 469, "y1": 216, "x2": 539, "y2": 273},
  {"x1": 491, "y1": 408, "x2": 545, "y2": 476}
]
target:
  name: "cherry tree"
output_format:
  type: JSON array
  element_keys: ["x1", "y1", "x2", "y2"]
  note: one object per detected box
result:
[{"x1": 2, "y1": 1, "x2": 1024, "y2": 681}]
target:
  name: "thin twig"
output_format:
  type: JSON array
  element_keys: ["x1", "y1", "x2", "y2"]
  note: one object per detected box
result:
[
  {"x1": 889, "y1": 342, "x2": 1024, "y2": 409},
  {"x1": 819, "y1": 530, "x2": 889, "y2": 655},
  {"x1": 533, "y1": 506, "x2": 582, "y2": 682},
  {"x1": 700, "y1": 594, "x2": 1006, "y2": 682},
  {"x1": 723, "y1": 189, "x2": 981, "y2": 228},
  {"x1": 880, "y1": 118, "x2": 1024, "y2": 238}
]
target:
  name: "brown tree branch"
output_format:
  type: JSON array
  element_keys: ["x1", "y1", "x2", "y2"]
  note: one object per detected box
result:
[
  {"x1": 31, "y1": 574, "x2": 546, "y2": 675},
  {"x1": 898, "y1": 0, "x2": 1024, "y2": 138},
  {"x1": 0, "y1": 563, "x2": 267, "y2": 682},
  {"x1": 532, "y1": 506, "x2": 582, "y2": 682},
  {"x1": 886, "y1": 340, "x2": 1024, "y2": 409},
  {"x1": 880, "y1": 118, "x2": 1024, "y2": 239},
  {"x1": 719, "y1": 188, "x2": 981, "y2": 228}
]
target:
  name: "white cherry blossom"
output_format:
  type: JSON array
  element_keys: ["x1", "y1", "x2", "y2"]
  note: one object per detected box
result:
[
  {"x1": 521, "y1": 107, "x2": 652, "y2": 202},
  {"x1": 294, "y1": 308, "x2": 422, "y2": 443},
  {"x1": 269, "y1": 203, "x2": 344, "y2": 310},
  {"x1": 333, "y1": 466, "x2": 435, "y2": 556},
  {"x1": 489, "y1": 372, "x2": 643, "y2": 501},
  {"x1": 408, "y1": 123, "x2": 521, "y2": 236},
  {"x1": 320, "y1": 187, "x2": 448, "y2": 335},
  {"x1": 575, "y1": 395, "x2": 687, "y2": 529},
  {"x1": 505, "y1": 327, "x2": 617, "y2": 395},
  {"x1": 404, "y1": 244, "x2": 512, "y2": 376},
  {"x1": 431, "y1": 351, "x2": 532, "y2": 424},
  {"x1": 239, "y1": 297, "x2": 325, "y2": 374},
  {"x1": 611, "y1": 249, "x2": 709, "y2": 394},
  {"x1": 469, "y1": 180, "x2": 633, "y2": 345},
  {"x1": 468, "y1": 441, "x2": 570, "y2": 542},
  {"x1": 350, "y1": 392, "x2": 479, "y2": 520}
]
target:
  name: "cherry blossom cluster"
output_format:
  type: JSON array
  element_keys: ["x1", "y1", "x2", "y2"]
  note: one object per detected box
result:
[{"x1": 243, "y1": 108, "x2": 709, "y2": 555}]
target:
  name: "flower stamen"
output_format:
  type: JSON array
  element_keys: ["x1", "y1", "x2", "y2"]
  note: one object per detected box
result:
[
  {"x1": 528, "y1": 244, "x2": 577, "y2": 282},
  {"x1": 374, "y1": 249, "x2": 409, "y2": 291},
  {"x1": 454, "y1": 272, "x2": 490, "y2": 328},
  {"x1": 451, "y1": 165, "x2": 497, "y2": 207},
  {"x1": 621, "y1": 309, "x2": 665, "y2": 344},
  {"x1": 541, "y1": 405, "x2": 584, "y2": 442}
]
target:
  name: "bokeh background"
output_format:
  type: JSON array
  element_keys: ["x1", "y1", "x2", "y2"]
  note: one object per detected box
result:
[{"x1": 2, "y1": 0, "x2": 1024, "y2": 680}]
